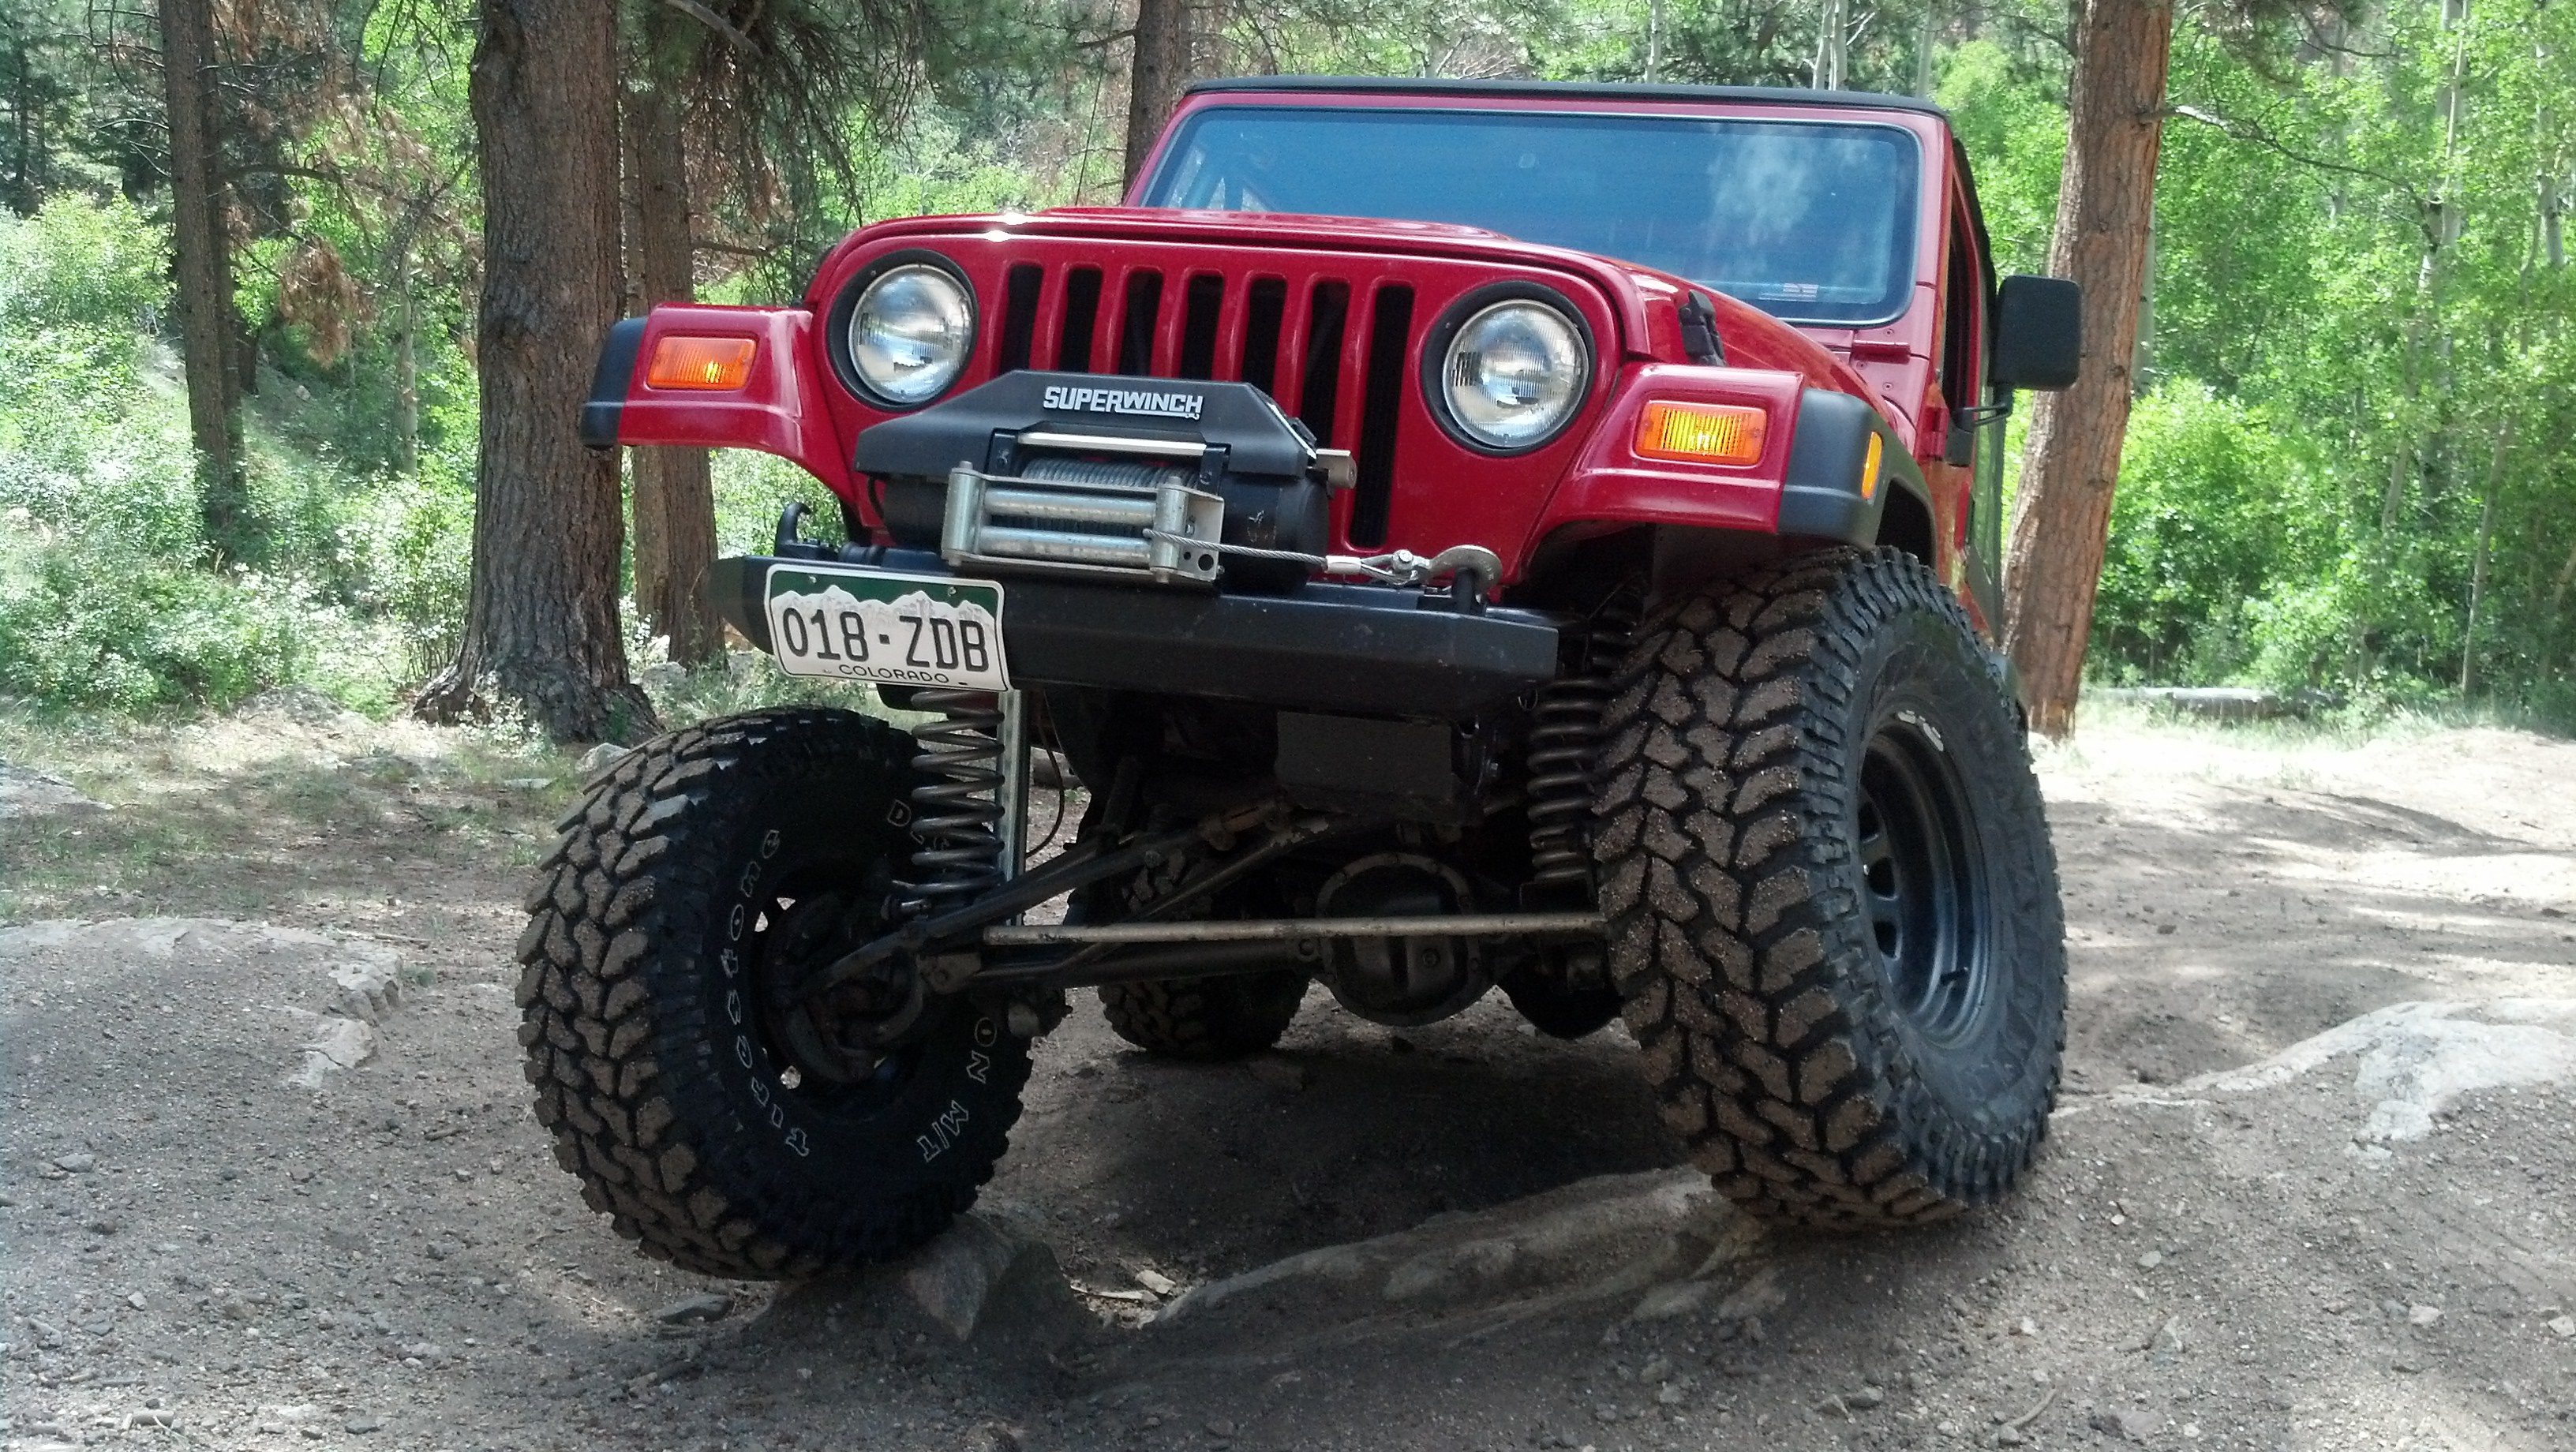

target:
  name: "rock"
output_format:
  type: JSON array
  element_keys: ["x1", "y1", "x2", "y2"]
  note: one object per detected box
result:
[
  {"x1": 1203, "y1": 1418, "x2": 1236, "y2": 1439},
  {"x1": 578, "y1": 743, "x2": 631, "y2": 778},
  {"x1": 1846, "y1": 1385, "x2": 1885, "y2": 1410},
  {"x1": 344, "y1": 1414, "x2": 384, "y2": 1434},
  {"x1": 327, "y1": 946, "x2": 406, "y2": 1023},
  {"x1": 1161, "y1": 1170, "x2": 1736, "y2": 1335},
  {"x1": 2176, "y1": 998, "x2": 2576, "y2": 1143},
  {"x1": 891, "y1": 1208, "x2": 1079, "y2": 1342},
  {"x1": 0, "y1": 762, "x2": 103, "y2": 819},
  {"x1": 126, "y1": 1293, "x2": 147, "y2": 1310},
  {"x1": 289, "y1": 1016, "x2": 377, "y2": 1089},
  {"x1": 653, "y1": 1293, "x2": 732, "y2": 1326},
  {"x1": 2089, "y1": 1409, "x2": 2158, "y2": 1441},
  {"x1": 52, "y1": 1152, "x2": 96, "y2": 1174},
  {"x1": 960, "y1": 1423, "x2": 1021, "y2": 1452},
  {"x1": 500, "y1": 777, "x2": 555, "y2": 791},
  {"x1": 2408, "y1": 1304, "x2": 2443, "y2": 1327},
  {"x1": 2135, "y1": 1251, "x2": 2164, "y2": 1270},
  {"x1": 1133, "y1": 1267, "x2": 1178, "y2": 1297}
]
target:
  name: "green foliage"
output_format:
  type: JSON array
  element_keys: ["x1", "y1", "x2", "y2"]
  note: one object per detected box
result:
[
  {"x1": 1933, "y1": 40, "x2": 2064, "y2": 275},
  {"x1": 0, "y1": 196, "x2": 445, "y2": 714},
  {"x1": 2091, "y1": 384, "x2": 2327, "y2": 686},
  {"x1": 5, "y1": 0, "x2": 2570, "y2": 733},
  {"x1": 1941, "y1": 0, "x2": 2574, "y2": 727},
  {"x1": 0, "y1": 193, "x2": 168, "y2": 329}
]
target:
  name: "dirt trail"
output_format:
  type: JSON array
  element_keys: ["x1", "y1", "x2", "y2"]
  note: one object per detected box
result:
[{"x1": 2, "y1": 709, "x2": 2571, "y2": 1452}]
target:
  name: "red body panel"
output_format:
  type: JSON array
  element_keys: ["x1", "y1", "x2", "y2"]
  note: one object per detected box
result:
[
  {"x1": 612, "y1": 304, "x2": 848, "y2": 485},
  {"x1": 609, "y1": 88, "x2": 1979, "y2": 597}
]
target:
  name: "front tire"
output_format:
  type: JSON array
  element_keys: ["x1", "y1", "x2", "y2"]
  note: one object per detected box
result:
[
  {"x1": 1593, "y1": 549, "x2": 2065, "y2": 1227},
  {"x1": 515, "y1": 708, "x2": 1030, "y2": 1278}
]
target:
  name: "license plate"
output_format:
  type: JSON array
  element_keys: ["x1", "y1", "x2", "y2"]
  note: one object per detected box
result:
[{"x1": 764, "y1": 565, "x2": 1009, "y2": 690}]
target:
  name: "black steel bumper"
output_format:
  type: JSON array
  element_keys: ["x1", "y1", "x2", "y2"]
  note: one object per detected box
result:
[{"x1": 709, "y1": 555, "x2": 1563, "y2": 718}]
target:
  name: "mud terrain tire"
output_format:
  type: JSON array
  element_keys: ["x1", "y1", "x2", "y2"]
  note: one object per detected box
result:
[
  {"x1": 1593, "y1": 548, "x2": 2064, "y2": 1227},
  {"x1": 515, "y1": 708, "x2": 1030, "y2": 1278},
  {"x1": 1099, "y1": 975, "x2": 1309, "y2": 1059},
  {"x1": 1088, "y1": 859, "x2": 1309, "y2": 1059}
]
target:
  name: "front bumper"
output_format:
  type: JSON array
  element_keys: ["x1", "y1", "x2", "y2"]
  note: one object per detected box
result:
[{"x1": 710, "y1": 554, "x2": 1562, "y2": 718}]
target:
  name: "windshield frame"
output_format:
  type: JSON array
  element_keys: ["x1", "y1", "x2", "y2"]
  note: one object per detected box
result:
[{"x1": 1136, "y1": 102, "x2": 1931, "y2": 329}]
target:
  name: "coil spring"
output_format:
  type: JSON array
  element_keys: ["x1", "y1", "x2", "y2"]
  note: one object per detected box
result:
[
  {"x1": 1526, "y1": 600, "x2": 1638, "y2": 889},
  {"x1": 904, "y1": 688, "x2": 1005, "y2": 910}
]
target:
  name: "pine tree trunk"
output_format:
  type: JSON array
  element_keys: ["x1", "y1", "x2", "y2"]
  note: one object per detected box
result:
[
  {"x1": 2000, "y1": 0, "x2": 2172, "y2": 738},
  {"x1": 1123, "y1": 0, "x2": 1190, "y2": 189},
  {"x1": 159, "y1": 0, "x2": 245, "y2": 555},
  {"x1": 626, "y1": 54, "x2": 721, "y2": 667},
  {"x1": 417, "y1": 0, "x2": 652, "y2": 743}
]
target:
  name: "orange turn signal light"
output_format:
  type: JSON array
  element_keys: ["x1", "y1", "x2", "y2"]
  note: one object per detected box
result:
[
  {"x1": 646, "y1": 335, "x2": 756, "y2": 391},
  {"x1": 1634, "y1": 401, "x2": 1768, "y2": 466}
]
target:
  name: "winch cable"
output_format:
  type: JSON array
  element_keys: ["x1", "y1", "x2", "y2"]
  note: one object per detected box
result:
[{"x1": 1140, "y1": 532, "x2": 1503, "y2": 591}]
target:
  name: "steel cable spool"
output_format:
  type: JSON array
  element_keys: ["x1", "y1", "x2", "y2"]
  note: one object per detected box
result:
[
  {"x1": 1017, "y1": 455, "x2": 1193, "y2": 493},
  {"x1": 905, "y1": 688, "x2": 1006, "y2": 908}
]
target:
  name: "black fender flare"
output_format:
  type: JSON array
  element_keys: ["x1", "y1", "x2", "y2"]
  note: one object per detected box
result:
[{"x1": 1775, "y1": 388, "x2": 1930, "y2": 548}]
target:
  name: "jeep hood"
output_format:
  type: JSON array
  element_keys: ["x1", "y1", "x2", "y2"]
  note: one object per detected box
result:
[{"x1": 803, "y1": 205, "x2": 1870, "y2": 399}]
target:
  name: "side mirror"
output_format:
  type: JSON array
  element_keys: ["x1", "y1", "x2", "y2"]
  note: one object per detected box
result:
[{"x1": 1990, "y1": 275, "x2": 2082, "y2": 391}]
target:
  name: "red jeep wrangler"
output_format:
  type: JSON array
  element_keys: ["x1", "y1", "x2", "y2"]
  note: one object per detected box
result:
[{"x1": 535, "y1": 78, "x2": 2082, "y2": 1278}]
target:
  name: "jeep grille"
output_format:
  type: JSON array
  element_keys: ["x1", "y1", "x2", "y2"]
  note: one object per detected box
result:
[{"x1": 994, "y1": 263, "x2": 1417, "y2": 548}]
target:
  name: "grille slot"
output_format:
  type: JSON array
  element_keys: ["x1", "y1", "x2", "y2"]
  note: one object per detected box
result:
[
  {"x1": 1298, "y1": 280, "x2": 1351, "y2": 447},
  {"x1": 1056, "y1": 267, "x2": 1103, "y2": 371},
  {"x1": 1350, "y1": 284, "x2": 1415, "y2": 547},
  {"x1": 1240, "y1": 278, "x2": 1287, "y2": 395},
  {"x1": 997, "y1": 264, "x2": 1043, "y2": 373},
  {"x1": 1178, "y1": 274, "x2": 1225, "y2": 380},
  {"x1": 1116, "y1": 271, "x2": 1163, "y2": 375}
]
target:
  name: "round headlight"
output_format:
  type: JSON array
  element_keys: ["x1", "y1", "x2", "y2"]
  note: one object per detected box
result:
[
  {"x1": 847, "y1": 264, "x2": 973, "y2": 406},
  {"x1": 1438, "y1": 299, "x2": 1589, "y2": 451}
]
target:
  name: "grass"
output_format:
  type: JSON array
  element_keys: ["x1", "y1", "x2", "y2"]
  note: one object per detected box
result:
[
  {"x1": 2072, "y1": 687, "x2": 2574, "y2": 750},
  {"x1": 0, "y1": 696, "x2": 582, "y2": 924},
  {"x1": 0, "y1": 653, "x2": 900, "y2": 926}
]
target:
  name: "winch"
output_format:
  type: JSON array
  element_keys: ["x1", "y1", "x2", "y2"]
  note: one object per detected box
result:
[{"x1": 857, "y1": 371, "x2": 1346, "y2": 593}]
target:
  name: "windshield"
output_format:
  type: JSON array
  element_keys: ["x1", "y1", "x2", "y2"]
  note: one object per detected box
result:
[{"x1": 1138, "y1": 106, "x2": 1923, "y2": 327}]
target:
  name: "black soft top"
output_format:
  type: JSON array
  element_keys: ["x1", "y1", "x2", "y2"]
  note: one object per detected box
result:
[{"x1": 1181, "y1": 75, "x2": 1949, "y2": 120}]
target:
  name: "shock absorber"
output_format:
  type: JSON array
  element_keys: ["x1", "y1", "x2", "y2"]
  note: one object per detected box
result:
[
  {"x1": 1525, "y1": 597, "x2": 1639, "y2": 891},
  {"x1": 904, "y1": 689, "x2": 1005, "y2": 910}
]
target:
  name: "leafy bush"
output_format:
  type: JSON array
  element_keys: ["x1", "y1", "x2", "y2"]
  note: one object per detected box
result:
[
  {"x1": 2088, "y1": 383, "x2": 2340, "y2": 687},
  {"x1": 0, "y1": 193, "x2": 168, "y2": 331},
  {"x1": 0, "y1": 196, "x2": 426, "y2": 714}
]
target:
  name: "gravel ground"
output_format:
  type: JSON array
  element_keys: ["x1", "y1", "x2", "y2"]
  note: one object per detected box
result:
[{"x1": 2, "y1": 704, "x2": 2572, "y2": 1452}]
